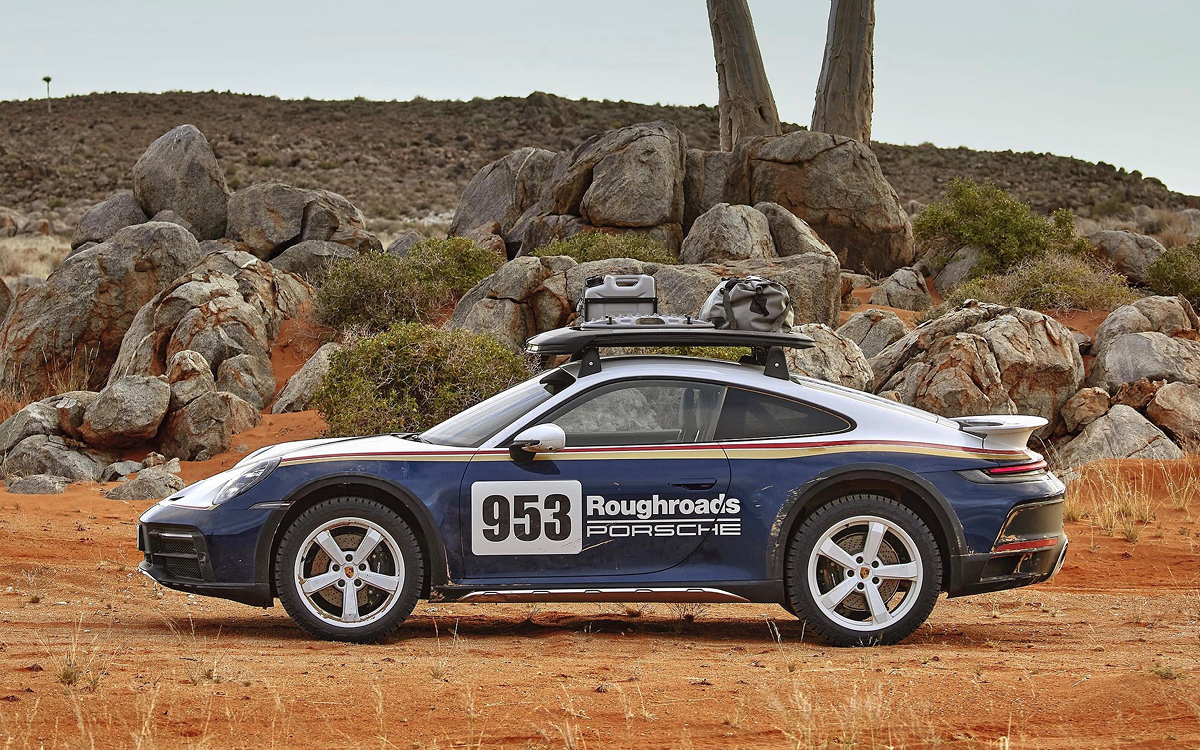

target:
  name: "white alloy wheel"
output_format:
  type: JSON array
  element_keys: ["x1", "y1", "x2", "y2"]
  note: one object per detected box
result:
[{"x1": 293, "y1": 516, "x2": 406, "y2": 628}]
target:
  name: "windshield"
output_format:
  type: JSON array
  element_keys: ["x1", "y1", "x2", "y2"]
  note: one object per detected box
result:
[{"x1": 420, "y1": 373, "x2": 563, "y2": 448}]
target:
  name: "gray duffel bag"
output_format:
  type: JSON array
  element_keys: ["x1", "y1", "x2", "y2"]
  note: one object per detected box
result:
[{"x1": 698, "y1": 276, "x2": 795, "y2": 332}]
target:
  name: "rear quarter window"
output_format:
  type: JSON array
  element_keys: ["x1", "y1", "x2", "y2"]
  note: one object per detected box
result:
[{"x1": 714, "y1": 387, "x2": 852, "y2": 441}]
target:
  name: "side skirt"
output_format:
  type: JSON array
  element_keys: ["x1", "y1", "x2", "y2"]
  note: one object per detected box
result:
[{"x1": 432, "y1": 580, "x2": 784, "y2": 605}]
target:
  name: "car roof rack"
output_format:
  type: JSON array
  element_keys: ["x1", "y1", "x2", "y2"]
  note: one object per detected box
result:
[{"x1": 525, "y1": 315, "x2": 815, "y2": 380}]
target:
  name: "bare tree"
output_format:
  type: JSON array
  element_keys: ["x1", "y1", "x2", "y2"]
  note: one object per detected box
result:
[
  {"x1": 707, "y1": 0, "x2": 782, "y2": 151},
  {"x1": 811, "y1": 0, "x2": 874, "y2": 143},
  {"x1": 42, "y1": 76, "x2": 52, "y2": 113}
]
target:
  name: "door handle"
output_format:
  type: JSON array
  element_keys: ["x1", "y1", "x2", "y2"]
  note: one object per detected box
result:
[{"x1": 669, "y1": 479, "x2": 718, "y2": 491}]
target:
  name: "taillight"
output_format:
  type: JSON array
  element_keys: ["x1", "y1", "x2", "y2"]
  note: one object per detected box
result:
[
  {"x1": 984, "y1": 460, "x2": 1047, "y2": 477},
  {"x1": 992, "y1": 537, "x2": 1058, "y2": 554}
]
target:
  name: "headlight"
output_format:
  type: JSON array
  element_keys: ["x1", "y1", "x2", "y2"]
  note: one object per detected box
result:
[{"x1": 212, "y1": 458, "x2": 279, "y2": 507}]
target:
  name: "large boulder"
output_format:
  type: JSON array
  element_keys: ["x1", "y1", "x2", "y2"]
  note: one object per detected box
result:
[
  {"x1": 753, "y1": 202, "x2": 837, "y2": 259},
  {"x1": 219, "y1": 391, "x2": 262, "y2": 434},
  {"x1": 1086, "y1": 230, "x2": 1166, "y2": 285},
  {"x1": 270, "y1": 240, "x2": 356, "y2": 285},
  {"x1": 679, "y1": 204, "x2": 775, "y2": 264},
  {"x1": 0, "y1": 222, "x2": 204, "y2": 395},
  {"x1": 166, "y1": 349, "x2": 216, "y2": 412},
  {"x1": 1060, "y1": 387, "x2": 1111, "y2": 433},
  {"x1": 1145, "y1": 382, "x2": 1200, "y2": 449},
  {"x1": 837, "y1": 309, "x2": 910, "y2": 359},
  {"x1": 1087, "y1": 332, "x2": 1200, "y2": 391},
  {"x1": 272, "y1": 342, "x2": 342, "y2": 413},
  {"x1": 868, "y1": 268, "x2": 932, "y2": 311},
  {"x1": 71, "y1": 191, "x2": 147, "y2": 249},
  {"x1": 0, "y1": 402, "x2": 63, "y2": 455},
  {"x1": 449, "y1": 148, "x2": 559, "y2": 242},
  {"x1": 158, "y1": 392, "x2": 233, "y2": 461},
  {"x1": 1053, "y1": 404, "x2": 1183, "y2": 469},
  {"x1": 785, "y1": 324, "x2": 872, "y2": 390},
  {"x1": 131, "y1": 125, "x2": 231, "y2": 241},
  {"x1": 79, "y1": 375, "x2": 171, "y2": 449},
  {"x1": 688, "y1": 130, "x2": 913, "y2": 275},
  {"x1": 869, "y1": 301, "x2": 1083, "y2": 436},
  {"x1": 1, "y1": 435, "x2": 113, "y2": 482},
  {"x1": 1091, "y1": 296, "x2": 1198, "y2": 358},
  {"x1": 45, "y1": 391, "x2": 98, "y2": 441},
  {"x1": 105, "y1": 467, "x2": 185, "y2": 501},
  {"x1": 108, "y1": 249, "x2": 312, "y2": 382},
  {"x1": 215, "y1": 352, "x2": 276, "y2": 410},
  {"x1": 225, "y1": 183, "x2": 380, "y2": 259}
]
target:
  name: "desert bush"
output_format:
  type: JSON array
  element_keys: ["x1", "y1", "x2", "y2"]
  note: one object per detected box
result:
[
  {"x1": 315, "y1": 238, "x2": 502, "y2": 331},
  {"x1": 922, "y1": 251, "x2": 1138, "y2": 319},
  {"x1": 914, "y1": 179, "x2": 1091, "y2": 276},
  {"x1": 313, "y1": 323, "x2": 531, "y2": 437},
  {"x1": 531, "y1": 232, "x2": 677, "y2": 265},
  {"x1": 1146, "y1": 241, "x2": 1200, "y2": 304}
]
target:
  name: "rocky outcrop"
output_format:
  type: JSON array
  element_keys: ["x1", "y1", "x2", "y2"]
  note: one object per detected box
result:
[
  {"x1": 1087, "y1": 230, "x2": 1166, "y2": 285},
  {"x1": 46, "y1": 391, "x2": 98, "y2": 441},
  {"x1": 78, "y1": 375, "x2": 171, "y2": 449},
  {"x1": 271, "y1": 240, "x2": 356, "y2": 285},
  {"x1": 215, "y1": 352, "x2": 276, "y2": 410},
  {"x1": 1087, "y1": 332, "x2": 1200, "y2": 391},
  {"x1": 71, "y1": 191, "x2": 147, "y2": 249},
  {"x1": 1060, "y1": 387, "x2": 1110, "y2": 433},
  {"x1": 166, "y1": 350, "x2": 216, "y2": 412},
  {"x1": 1053, "y1": 404, "x2": 1183, "y2": 469},
  {"x1": 753, "y1": 202, "x2": 838, "y2": 259},
  {"x1": 837, "y1": 309, "x2": 909, "y2": 359},
  {"x1": 272, "y1": 342, "x2": 342, "y2": 413},
  {"x1": 449, "y1": 147, "x2": 559, "y2": 246},
  {"x1": 1091, "y1": 295, "x2": 1198, "y2": 357},
  {"x1": 158, "y1": 391, "x2": 235, "y2": 461},
  {"x1": 0, "y1": 402, "x2": 63, "y2": 455},
  {"x1": 105, "y1": 467, "x2": 185, "y2": 500},
  {"x1": 679, "y1": 204, "x2": 775, "y2": 263},
  {"x1": 869, "y1": 301, "x2": 1083, "y2": 436},
  {"x1": 1145, "y1": 382, "x2": 1200, "y2": 449},
  {"x1": 225, "y1": 182, "x2": 380, "y2": 259},
  {"x1": 131, "y1": 125, "x2": 231, "y2": 241},
  {"x1": 785, "y1": 324, "x2": 872, "y2": 390},
  {"x1": 1, "y1": 435, "x2": 113, "y2": 482},
  {"x1": 0, "y1": 221, "x2": 205, "y2": 395},
  {"x1": 868, "y1": 267, "x2": 931, "y2": 311}
]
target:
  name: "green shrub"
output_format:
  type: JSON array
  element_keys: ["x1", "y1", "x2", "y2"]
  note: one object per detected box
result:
[
  {"x1": 313, "y1": 323, "x2": 532, "y2": 437},
  {"x1": 531, "y1": 232, "x2": 677, "y2": 265},
  {"x1": 316, "y1": 237, "x2": 502, "y2": 331},
  {"x1": 922, "y1": 251, "x2": 1138, "y2": 320},
  {"x1": 914, "y1": 179, "x2": 1090, "y2": 276},
  {"x1": 1146, "y1": 241, "x2": 1200, "y2": 304}
]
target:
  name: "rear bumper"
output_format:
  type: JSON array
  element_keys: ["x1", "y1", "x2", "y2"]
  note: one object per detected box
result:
[{"x1": 947, "y1": 532, "x2": 1067, "y2": 597}]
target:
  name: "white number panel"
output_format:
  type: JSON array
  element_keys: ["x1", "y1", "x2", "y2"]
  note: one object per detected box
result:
[{"x1": 470, "y1": 480, "x2": 583, "y2": 556}]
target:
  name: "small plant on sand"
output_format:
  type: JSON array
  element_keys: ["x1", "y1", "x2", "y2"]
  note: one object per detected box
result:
[
  {"x1": 1067, "y1": 461, "x2": 1159, "y2": 542},
  {"x1": 49, "y1": 617, "x2": 104, "y2": 692},
  {"x1": 1151, "y1": 663, "x2": 1186, "y2": 680},
  {"x1": 531, "y1": 232, "x2": 677, "y2": 265}
]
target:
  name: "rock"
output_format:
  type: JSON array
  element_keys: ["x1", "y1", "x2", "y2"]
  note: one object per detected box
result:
[
  {"x1": 1087, "y1": 230, "x2": 1166, "y2": 284},
  {"x1": 105, "y1": 467, "x2": 185, "y2": 500},
  {"x1": 44, "y1": 391, "x2": 98, "y2": 441},
  {"x1": 1111, "y1": 378, "x2": 1166, "y2": 411},
  {"x1": 385, "y1": 230, "x2": 425, "y2": 257},
  {"x1": 458, "y1": 297, "x2": 532, "y2": 352},
  {"x1": 449, "y1": 147, "x2": 559, "y2": 240},
  {"x1": 7, "y1": 474, "x2": 71, "y2": 494},
  {"x1": 226, "y1": 183, "x2": 379, "y2": 259},
  {"x1": 868, "y1": 268, "x2": 931, "y2": 311},
  {"x1": 150, "y1": 209, "x2": 196, "y2": 236},
  {"x1": 679, "y1": 203, "x2": 775, "y2": 264},
  {"x1": 270, "y1": 240, "x2": 356, "y2": 285},
  {"x1": 216, "y1": 353, "x2": 276, "y2": 410},
  {"x1": 1071, "y1": 330, "x2": 1092, "y2": 356},
  {"x1": 79, "y1": 375, "x2": 171, "y2": 449},
  {"x1": 0, "y1": 280, "x2": 11, "y2": 322},
  {"x1": 71, "y1": 192, "x2": 147, "y2": 249},
  {"x1": 753, "y1": 202, "x2": 837, "y2": 259},
  {"x1": 142, "y1": 451, "x2": 168, "y2": 468},
  {"x1": 0, "y1": 207, "x2": 23, "y2": 238},
  {"x1": 1, "y1": 435, "x2": 112, "y2": 482},
  {"x1": 1092, "y1": 296, "x2": 1198, "y2": 358},
  {"x1": 272, "y1": 342, "x2": 342, "y2": 413},
  {"x1": 785, "y1": 324, "x2": 872, "y2": 390},
  {"x1": 462, "y1": 222, "x2": 508, "y2": 258},
  {"x1": 8, "y1": 275, "x2": 43, "y2": 297},
  {"x1": 108, "y1": 249, "x2": 312, "y2": 382},
  {"x1": 1146, "y1": 382, "x2": 1200, "y2": 449},
  {"x1": 578, "y1": 124, "x2": 686, "y2": 228},
  {"x1": 218, "y1": 391, "x2": 262, "y2": 434},
  {"x1": 837, "y1": 309, "x2": 910, "y2": 359},
  {"x1": 0, "y1": 402, "x2": 63, "y2": 455},
  {"x1": 722, "y1": 130, "x2": 914, "y2": 275},
  {"x1": 1087, "y1": 332, "x2": 1200, "y2": 391},
  {"x1": 931, "y1": 245, "x2": 984, "y2": 295},
  {"x1": 870, "y1": 302, "x2": 1083, "y2": 436},
  {"x1": 166, "y1": 350, "x2": 216, "y2": 412},
  {"x1": 1060, "y1": 387, "x2": 1110, "y2": 433},
  {"x1": 0, "y1": 222, "x2": 204, "y2": 395},
  {"x1": 1053, "y1": 405, "x2": 1182, "y2": 469},
  {"x1": 101, "y1": 460, "x2": 144, "y2": 483},
  {"x1": 683, "y1": 149, "x2": 738, "y2": 232},
  {"x1": 131, "y1": 125, "x2": 230, "y2": 240},
  {"x1": 840, "y1": 271, "x2": 873, "y2": 300},
  {"x1": 159, "y1": 392, "x2": 233, "y2": 461}
]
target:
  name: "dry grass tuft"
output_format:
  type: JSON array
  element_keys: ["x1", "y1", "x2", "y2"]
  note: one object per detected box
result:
[
  {"x1": 0, "y1": 234, "x2": 70, "y2": 280},
  {"x1": 1066, "y1": 461, "x2": 1165, "y2": 542}
]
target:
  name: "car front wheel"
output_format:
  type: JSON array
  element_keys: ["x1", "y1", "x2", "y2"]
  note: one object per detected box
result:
[
  {"x1": 785, "y1": 494, "x2": 941, "y2": 646},
  {"x1": 275, "y1": 497, "x2": 423, "y2": 642}
]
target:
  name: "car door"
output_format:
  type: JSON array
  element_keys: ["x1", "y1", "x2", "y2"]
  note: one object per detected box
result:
[{"x1": 459, "y1": 378, "x2": 734, "y2": 579}]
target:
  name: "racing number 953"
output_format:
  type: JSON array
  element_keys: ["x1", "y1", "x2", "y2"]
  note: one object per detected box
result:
[{"x1": 471, "y1": 480, "x2": 583, "y2": 556}]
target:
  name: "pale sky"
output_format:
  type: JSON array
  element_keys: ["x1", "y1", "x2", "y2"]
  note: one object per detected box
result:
[{"x1": 3, "y1": 0, "x2": 1198, "y2": 194}]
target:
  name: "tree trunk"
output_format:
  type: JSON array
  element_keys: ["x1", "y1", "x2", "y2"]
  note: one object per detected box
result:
[
  {"x1": 811, "y1": 0, "x2": 874, "y2": 143},
  {"x1": 708, "y1": 0, "x2": 782, "y2": 151}
]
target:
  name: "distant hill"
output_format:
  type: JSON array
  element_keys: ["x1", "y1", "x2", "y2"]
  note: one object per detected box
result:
[{"x1": 1, "y1": 91, "x2": 1193, "y2": 221}]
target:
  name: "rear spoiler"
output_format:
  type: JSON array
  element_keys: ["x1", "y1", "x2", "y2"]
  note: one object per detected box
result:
[{"x1": 952, "y1": 416, "x2": 1047, "y2": 452}]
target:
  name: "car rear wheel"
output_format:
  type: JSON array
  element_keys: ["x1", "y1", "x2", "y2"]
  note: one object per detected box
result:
[
  {"x1": 275, "y1": 497, "x2": 423, "y2": 642},
  {"x1": 785, "y1": 494, "x2": 941, "y2": 646}
]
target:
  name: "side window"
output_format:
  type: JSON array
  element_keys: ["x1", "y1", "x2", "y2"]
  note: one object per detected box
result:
[
  {"x1": 538, "y1": 381, "x2": 726, "y2": 447},
  {"x1": 714, "y1": 387, "x2": 851, "y2": 441}
]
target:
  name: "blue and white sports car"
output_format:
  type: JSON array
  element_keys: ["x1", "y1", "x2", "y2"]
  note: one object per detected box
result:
[{"x1": 138, "y1": 323, "x2": 1067, "y2": 646}]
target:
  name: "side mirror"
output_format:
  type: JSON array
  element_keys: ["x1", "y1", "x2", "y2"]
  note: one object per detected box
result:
[{"x1": 509, "y1": 424, "x2": 566, "y2": 461}]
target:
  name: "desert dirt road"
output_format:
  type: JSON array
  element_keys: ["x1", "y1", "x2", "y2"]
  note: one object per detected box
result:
[{"x1": 2, "y1": 460, "x2": 1199, "y2": 749}]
